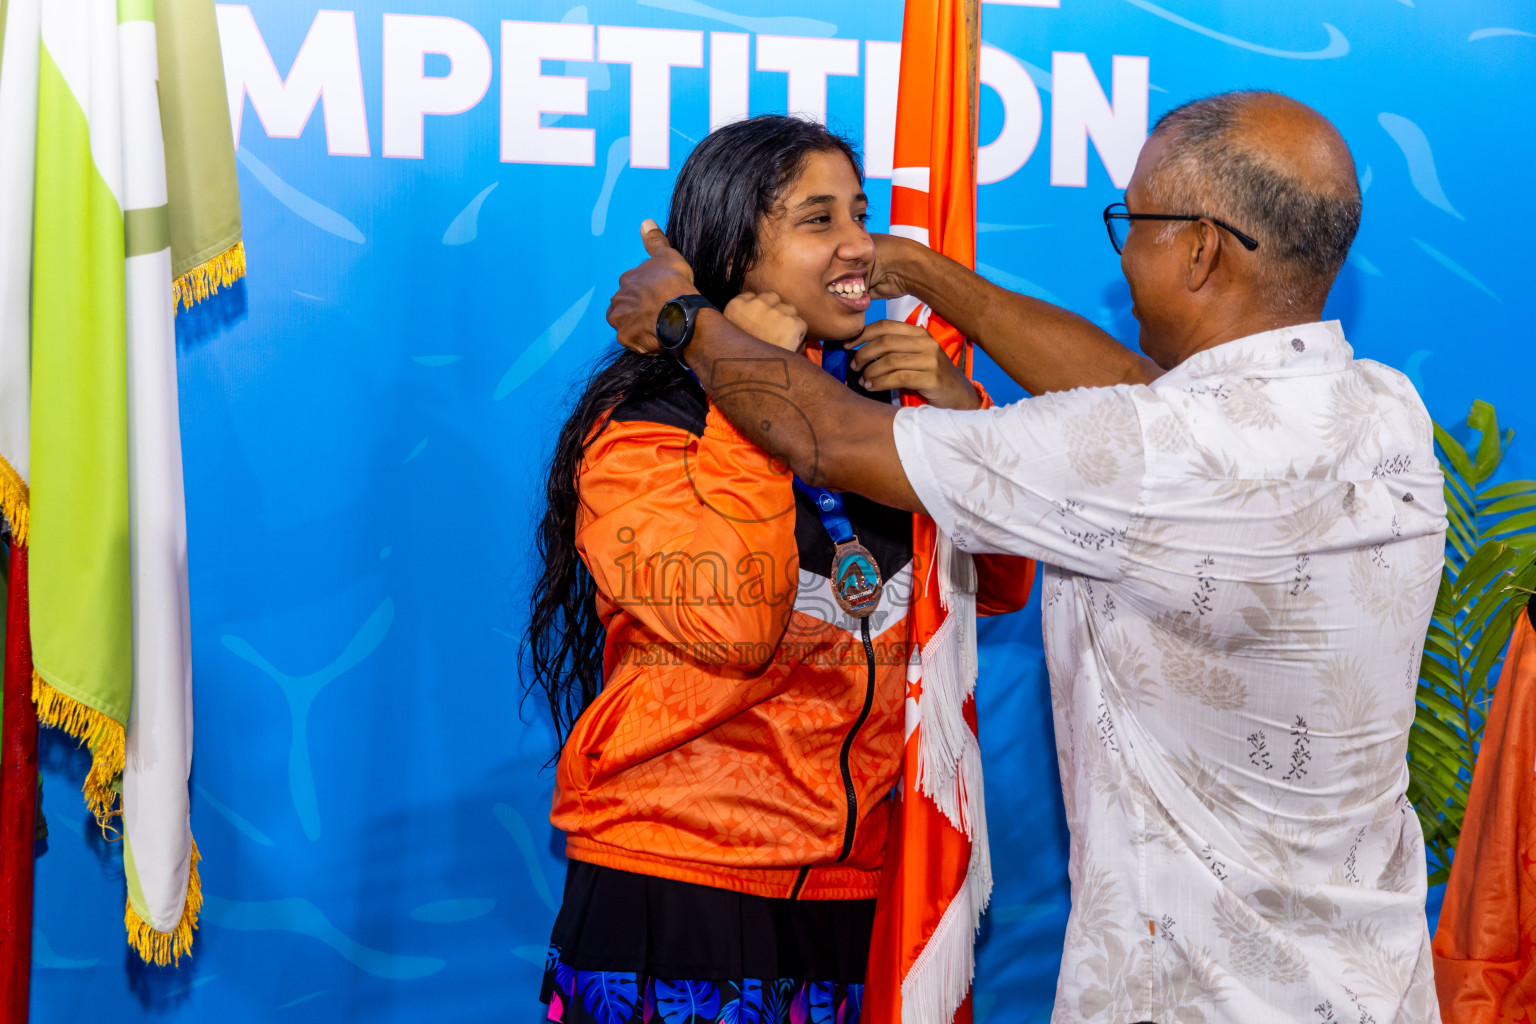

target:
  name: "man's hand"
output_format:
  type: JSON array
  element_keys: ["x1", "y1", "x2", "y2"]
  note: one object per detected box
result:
[
  {"x1": 607, "y1": 219, "x2": 696, "y2": 355},
  {"x1": 724, "y1": 292, "x2": 807, "y2": 353},
  {"x1": 866, "y1": 232, "x2": 921, "y2": 300},
  {"x1": 867, "y1": 230, "x2": 1162, "y2": 394},
  {"x1": 849, "y1": 320, "x2": 981, "y2": 410}
]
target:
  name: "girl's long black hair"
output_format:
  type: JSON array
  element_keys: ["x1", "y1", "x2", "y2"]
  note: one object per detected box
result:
[{"x1": 523, "y1": 115, "x2": 863, "y2": 746}]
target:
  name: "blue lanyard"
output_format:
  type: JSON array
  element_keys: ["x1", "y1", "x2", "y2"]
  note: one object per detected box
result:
[{"x1": 794, "y1": 345, "x2": 857, "y2": 546}]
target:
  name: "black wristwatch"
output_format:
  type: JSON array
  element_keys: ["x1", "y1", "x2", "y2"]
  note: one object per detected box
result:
[{"x1": 656, "y1": 294, "x2": 715, "y2": 364}]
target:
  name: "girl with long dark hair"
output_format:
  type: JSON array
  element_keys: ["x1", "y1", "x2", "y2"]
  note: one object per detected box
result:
[{"x1": 525, "y1": 115, "x2": 1031, "y2": 1024}]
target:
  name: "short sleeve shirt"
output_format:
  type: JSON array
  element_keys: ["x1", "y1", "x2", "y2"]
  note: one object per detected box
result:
[{"x1": 893, "y1": 321, "x2": 1446, "y2": 1024}]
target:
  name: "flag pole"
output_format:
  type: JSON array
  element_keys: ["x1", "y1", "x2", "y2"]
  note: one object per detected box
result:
[
  {"x1": 865, "y1": 2, "x2": 987, "y2": 1022},
  {"x1": 0, "y1": 537, "x2": 38, "y2": 1024}
]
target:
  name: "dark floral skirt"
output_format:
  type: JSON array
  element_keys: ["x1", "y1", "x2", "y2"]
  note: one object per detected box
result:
[
  {"x1": 542, "y1": 954, "x2": 863, "y2": 1024},
  {"x1": 538, "y1": 861, "x2": 873, "y2": 1024}
]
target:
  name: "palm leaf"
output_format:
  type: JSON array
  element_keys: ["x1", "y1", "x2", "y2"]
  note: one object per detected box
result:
[
  {"x1": 1416, "y1": 653, "x2": 1460, "y2": 694},
  {"x1": 1410, "y1": 400, "x2": 1536, "y2": 877},
  {"x1": 1482, "y1": 479, "x2": 1536, "y2": 500},
  {"x1": 1434, "y1": 423, "x2": 1474, "y2": 482},
  {"x1": 1422, "y1": 629, "x2": 1459, "y2": 664},
  {"x1": 1481, "y1": 491, "x2": 1536, "y2": 516},
  {"x1": 1486, "y1": 510, "x2": 1536, "y2": 540}
]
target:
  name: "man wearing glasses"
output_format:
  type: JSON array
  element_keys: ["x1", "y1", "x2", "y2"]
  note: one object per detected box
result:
[{"x1": 607, "y1": 90, "x2": 1445, "y2": 1023}]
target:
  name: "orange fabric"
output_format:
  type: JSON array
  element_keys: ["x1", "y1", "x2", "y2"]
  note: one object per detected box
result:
[
  {"x1": 1433, "y1": 611, "x2": 1536, "y2": 1024},
  {"x1": 867, "y1": 2, "x2": 998, "y2": 1022},
  {"x1": 552, "y1": 397, "x2": 1031, "y2": 901},
  {"x1": 869, "y1": 696, "x2": 979, "y2": 989},
  {"x1": 888, "y1": 0, "x2": 976, "y2": 269}
]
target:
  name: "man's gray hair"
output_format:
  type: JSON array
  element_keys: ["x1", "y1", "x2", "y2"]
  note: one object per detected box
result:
[{"x1": 1147, "y1": 91, "x2": 1361, "y2": 313}]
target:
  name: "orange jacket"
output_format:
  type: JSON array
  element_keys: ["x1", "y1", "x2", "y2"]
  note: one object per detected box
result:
[
  {"x1": 1433, "y1": 607, "x2": 1536, "y2": 1023},
  {"x1": 551, "y1": 367, "x2": 1033, "y2": 901}
]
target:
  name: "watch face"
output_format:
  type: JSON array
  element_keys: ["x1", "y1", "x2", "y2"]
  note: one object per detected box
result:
[{"x1": 657, "y1": 301, "x2": 688, "y2": 347}]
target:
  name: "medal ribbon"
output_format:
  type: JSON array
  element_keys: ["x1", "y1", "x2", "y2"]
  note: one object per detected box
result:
[
  {"x1": 793, "y1": 344, "x2": 857, "y2": 544},
  {"x1": 794, "y1": 345, "x2": 883, "y2": 618}
]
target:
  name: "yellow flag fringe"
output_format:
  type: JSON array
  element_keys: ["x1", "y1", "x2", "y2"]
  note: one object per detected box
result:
[
  {"x1": 32, "y1": 670, "x2": 126, "y2": 825},
  {"x1": 0, "y1": 452, "x2": 28, "y2": 547},
  {"x1": 172, "y1": 240, "x2": 246, "y2": 314},
  {"x1": 33, "y1": 671, "x2": 200, "y2": 966},
  {"x1": 126, "y1": 840, "x2": 202, "y2": 966}
]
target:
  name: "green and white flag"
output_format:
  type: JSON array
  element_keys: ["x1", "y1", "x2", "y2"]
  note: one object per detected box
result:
[
  {"x1": 0, "y1": 0, "x2": 37, "y2": 532},
  {"x1": 0, "y1": 0, "x2": 242, "y2": 964}
]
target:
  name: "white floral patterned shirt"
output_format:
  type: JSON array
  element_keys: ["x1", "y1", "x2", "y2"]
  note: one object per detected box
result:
[{"x1": 893, "y1": 321, "x2": 1445, "y2": 1024}]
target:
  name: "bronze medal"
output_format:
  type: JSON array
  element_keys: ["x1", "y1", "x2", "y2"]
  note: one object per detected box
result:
[{"x1": 831, "y1": 539, "x2": 883, "y2": 618}]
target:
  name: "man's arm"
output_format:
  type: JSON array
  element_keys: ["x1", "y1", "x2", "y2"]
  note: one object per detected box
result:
[
  {"x1": 605, "y1": 225, "x2": 925, "y2": 513},
  {"x1": 607, "y1": 225, "x2": 1147, "y2": 579},
  {"x1": 688, "y1": 309, "x2": 924, "y2": 513},
  {"x1": 868, "y1": 233, "x2": 1163, "y2": 394}
]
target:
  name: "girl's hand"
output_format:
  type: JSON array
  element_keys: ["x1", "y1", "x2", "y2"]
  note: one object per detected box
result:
[
  {"x1": 848, "y1": 320, "x2": 982, "y2": 410},
  {"x1": 725, "y1": 291, "x2": 807, "y2": 354}
]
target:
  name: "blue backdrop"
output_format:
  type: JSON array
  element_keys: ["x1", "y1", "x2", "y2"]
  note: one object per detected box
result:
[{"x1": 31, "y1": 2, "x2": 1535, "y2": 1021}]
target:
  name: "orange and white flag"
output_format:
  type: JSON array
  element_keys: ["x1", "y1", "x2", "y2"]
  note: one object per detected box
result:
[{"x1": 866, "y1": 2, "x2": 990, "y2": 1023}]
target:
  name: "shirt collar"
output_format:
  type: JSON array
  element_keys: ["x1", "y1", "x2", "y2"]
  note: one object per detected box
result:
[{"x1": 1152, "y1": 319, "x2": 1353, "y2": 390}]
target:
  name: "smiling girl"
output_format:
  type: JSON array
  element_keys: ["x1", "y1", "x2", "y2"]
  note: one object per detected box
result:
[{"x1": 524, "y1": 115, "x2": 1030, "y2": 1024}]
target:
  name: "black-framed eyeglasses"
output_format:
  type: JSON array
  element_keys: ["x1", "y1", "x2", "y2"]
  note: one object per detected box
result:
[{"x1": 1102, "y1": 202, "x2": 1259, "y2": 255}]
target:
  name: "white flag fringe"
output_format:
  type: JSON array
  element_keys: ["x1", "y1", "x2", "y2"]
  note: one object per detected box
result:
[{"x1": 901, "y1": 532, "x2": 993, "y2": 1024}]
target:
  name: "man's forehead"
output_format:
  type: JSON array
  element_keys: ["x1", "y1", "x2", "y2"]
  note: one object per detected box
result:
[{"x1": 1124, "y1": 132, "x2": 1167, "y2": 202}]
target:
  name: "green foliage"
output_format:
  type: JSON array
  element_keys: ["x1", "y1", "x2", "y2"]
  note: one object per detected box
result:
[{"x1": 1409, "y1": 400, "x2": 1536, "y2": 885}]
